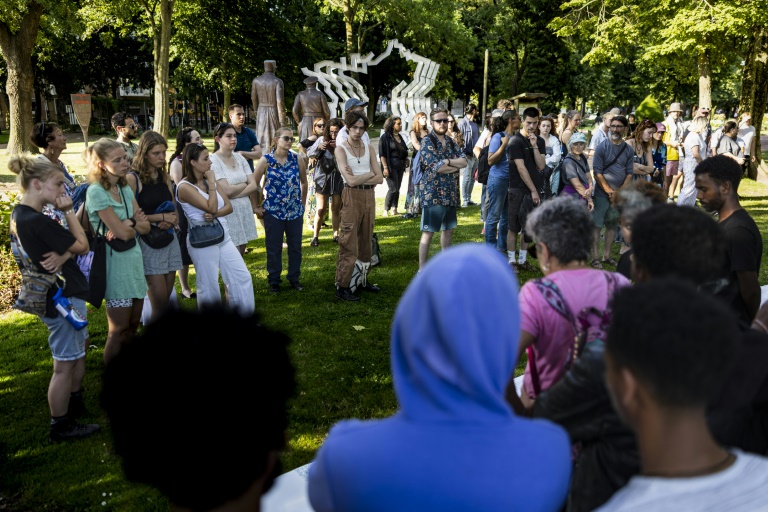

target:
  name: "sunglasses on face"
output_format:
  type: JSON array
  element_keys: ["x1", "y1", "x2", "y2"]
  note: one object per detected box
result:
[
  {"x1": 280, "y1": 136, "x2": 295, "y2": 143},
  {"x1": 124, "y1": 124, "x2": 137, "y2": 130},
  {"x1": 316, "y1": 124, "x2": 325, "y2": 128},
  {"x1": 432, "y1": 119, "x2": 449, "y2": 124}
]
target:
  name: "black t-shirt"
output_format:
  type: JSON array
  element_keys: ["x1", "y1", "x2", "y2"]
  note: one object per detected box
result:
[
  {"x1": 720, "y1": 209, "x2": 763, "y2": 324},
  {"x1": 508, "y1": 132, "x2": 546, "y2": 192},
  {"x1": 10, "y1": 205, "x2": 89, "y2": 317}
]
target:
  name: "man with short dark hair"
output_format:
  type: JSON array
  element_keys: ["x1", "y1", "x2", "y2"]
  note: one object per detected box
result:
[
  {"x1": 458, "y1": 103, "x2": 479, "y2": 207},
  {"x1": 591, "y1": 115, "x2": 633, "y2": 267},
  {"x1": 507, "y1": 106, "x2": 546, "y2": 268},
  {"x1": 111, "y1": 112, "x2": 138, "y2": 163},
  {"x1": 599, "y1": 279, "x2": 768, "y2": 511},
  {"x1": 695, "y1": 155, "x2": 762, "y2": 324},
  {"x1": 229, "y1": 103, "x2": 262, "y2": 171},
  {"x1": 102, "y1": 307, "x2": 296, "y2": 511},
  {"x1": 417, "y1": 109, "x2": 467, "y2": 269},
  {"x1": 484, "y1": 109, "x2": 520, "y2": 254}
]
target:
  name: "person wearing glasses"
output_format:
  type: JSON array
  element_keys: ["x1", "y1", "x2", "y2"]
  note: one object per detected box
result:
[
  {"x1": 210, "y1": 123, "x2": 260, "y2": 255},
  {"x1": 307, "y1": 118, "x2": 345, "y2": 245},
  {"x1": 253, "y1": 128, "x2": 308, "y2": 293},
  {"x1": 111, "y1": 112, "x2": 139, "y2": 164},
  {"x1": 591, "y1": 116, "x2": 634, "y2": 269},
  {"x1": 229, "y1": 104, "x2": 262, "y2": 171},
  {"x1": 300, "y1": 118, "x2": 327, "y2": 234}
]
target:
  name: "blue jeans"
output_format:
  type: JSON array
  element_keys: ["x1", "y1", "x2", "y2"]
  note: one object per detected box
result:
[
  {"x1": 263, "y1": 212, "x2": 303, "y2": 285},
  {"x1": 484, "y1": 175, "x2": 509, "y2": 252},
  {"x1": 481, "y1": 184, "x2": 487, "y2": 221},
  {"x1": 461, "y1": 155, "x2": 477, "y2": 205}
]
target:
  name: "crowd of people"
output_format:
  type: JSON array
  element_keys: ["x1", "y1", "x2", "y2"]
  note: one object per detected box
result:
[{"x1": 7, "y1": 94, "x2": 768, "y2": 510}]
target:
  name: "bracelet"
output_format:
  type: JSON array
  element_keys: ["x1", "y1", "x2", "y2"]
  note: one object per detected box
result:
[
  {"x1": 753, "y1": 318, "x2": 768, "y2": 334},
  {"x1": 62, "y1": 209, "x2": 74, "y2": 216}
]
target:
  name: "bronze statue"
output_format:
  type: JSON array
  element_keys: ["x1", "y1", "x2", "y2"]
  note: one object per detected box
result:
[
  {"x1": 292, "y1": 76, "x2": 330, "y2": 142},
  {"x1": 251, "y1": 60, "x2": 286, "y2": 151}
]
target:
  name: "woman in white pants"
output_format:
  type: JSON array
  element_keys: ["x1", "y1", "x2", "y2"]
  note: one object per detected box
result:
[
  {"x1": 677, "y1": 116, "x2": 709, "y2": 206},
  {"x1": 176, "y1": 143, "x2": 254, "y2": 314}
]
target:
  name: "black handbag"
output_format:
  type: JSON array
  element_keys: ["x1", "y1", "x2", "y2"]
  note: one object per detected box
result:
[
  {"x1": 141, "y1": 225, "x2": 174, "y2": 249},
  {"x1": 317, "y1": 153, "x2": 337, "y2": 174},
  {"x1": 99, "y1": 186, "x2": 137, "y2": 252},
  {"x1": 188, "y1": 218, "x2": 225, "y2": 248},
  {"x1": 77, "y1": 197, "x2": 107, "y2": 308}
]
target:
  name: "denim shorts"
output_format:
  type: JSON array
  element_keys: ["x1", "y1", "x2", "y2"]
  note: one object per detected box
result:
[
  {"x1": 421, "y1": 206, "x2": 458, "y2": 232},
  {"x1": 41, "y1": 297, "x2": 88, "y2": 361}
]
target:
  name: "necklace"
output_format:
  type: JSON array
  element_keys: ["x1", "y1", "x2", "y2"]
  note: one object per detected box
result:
[
  {"x1": 348, "y1": 141, "x2": 363, "y2": 163},
  {"x1": 643, "y1": 451, "x2": 735, "y2": 478}
]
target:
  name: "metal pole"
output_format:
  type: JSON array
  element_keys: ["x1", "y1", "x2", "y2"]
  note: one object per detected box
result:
[{"x1": 482, "y1": 49, "x2": 489, "y2": 121}]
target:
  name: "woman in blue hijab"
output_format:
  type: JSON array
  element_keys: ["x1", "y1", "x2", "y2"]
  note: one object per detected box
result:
[{"x1": 308, "y1": 244, "x2": 572, "y2": 512}]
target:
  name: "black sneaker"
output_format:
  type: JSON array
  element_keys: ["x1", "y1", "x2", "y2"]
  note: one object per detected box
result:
[
  {"x1": 310, "y1": 237, "x2": 319, "y2": 247},
  {"x1": 289, "y1": 281, "x2": 303, "y2": 291},
  {"x1": 50, "y1": 419, "x2": 100, "y2": 443},
  {"x1": 68, "y1": 390, "x2": 86, "y2": 419},
  {"x1": 362, "y1": 283, "x2": 381, "y2": 293},
  {"x1": 269, "y1": 284, "x2": 280, "y2": 294},
  {"x1": 336, "y1": 287, "x2": 360, "y2": 302}
]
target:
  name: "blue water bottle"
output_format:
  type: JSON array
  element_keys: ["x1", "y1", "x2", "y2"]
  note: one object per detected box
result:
[{"x1": 52, "y1": 288, "x2": 88, "y2": 330}]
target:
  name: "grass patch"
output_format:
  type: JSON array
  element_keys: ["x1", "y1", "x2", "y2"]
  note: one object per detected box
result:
[{"x1": 1, "y1": 142, "x2": 768, "y2": 508}]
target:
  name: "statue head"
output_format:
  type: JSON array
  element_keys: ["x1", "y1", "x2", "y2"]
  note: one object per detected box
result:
[{"x1": 264, "y1": 60, "x2": 276, "y2": 73}]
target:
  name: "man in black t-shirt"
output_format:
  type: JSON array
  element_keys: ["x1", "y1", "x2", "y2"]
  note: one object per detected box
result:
[
  {"x1": 507, "y1": 107, "x2": 546, "y2": 269},
  {"x1": 695, "y1": 155, "x2": 763, "y2": 324}
]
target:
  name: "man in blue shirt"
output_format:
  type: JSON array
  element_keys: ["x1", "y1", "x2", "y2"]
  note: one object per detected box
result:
[
  {"x1": 458, "y1": 103, "x2": 480, "y2": 207},
  {"x1": 229, "y1": 104, "x2": 262, "y2": 170},
  {"x1": 484, "y1": 109, "x2": 520, "y2": 253}
]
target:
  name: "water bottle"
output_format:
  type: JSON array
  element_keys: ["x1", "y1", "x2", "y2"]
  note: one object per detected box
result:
[{"x1": 52, "y1": 288, "x2": 88, "y2": 331}]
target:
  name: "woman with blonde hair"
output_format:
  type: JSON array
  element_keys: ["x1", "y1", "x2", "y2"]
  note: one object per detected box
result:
[
  {"x1": 403, "y1": 111, "x2": 429, "y2": 219},
  {"x1": 253, "y1": 127, "x2": 308, "y2": 293},
  {"x1": 560, "y1": 110, "x2": 582, "y2": 148},
  {"x1": 127, "y1": 131, "x2": 183, "y2": 320},
  {"x1": 9, "y1": 154, "x2": 100, "y2": 442},
  {"x1": 677, "y1": 115, "x2": 709, "y2": 206},
  {"x1": 299, "y1": 117, "x2": 326, "y2": 230},
  {"x1": 84, "y1": 138, "x2": 150, "y2": 362}
]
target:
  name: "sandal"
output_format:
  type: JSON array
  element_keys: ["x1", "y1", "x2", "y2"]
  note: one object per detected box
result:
[
  {"x1": 182, "y1": 291, "x2": 197, "y2": 299},
  {"x1": 602, "y1": 258, "x2": 618, "y2": 266},
  {"x1": 590, "y1": 259, "x2": 604, "y2": 269},
  {"x1": 310, "y1": 237, "x2": 319, "y2": 247},
  {"x1": 333, "y1": 235, "x2": 339, "y2": 243}
]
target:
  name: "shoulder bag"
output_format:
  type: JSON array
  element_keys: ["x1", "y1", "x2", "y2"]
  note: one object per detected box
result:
[
  {"x1": 186, "y1": 183, "x2": 225, "y2": 248},
  {"x1": 77, "y1": 196, "x2": 107, "y2": 308}
]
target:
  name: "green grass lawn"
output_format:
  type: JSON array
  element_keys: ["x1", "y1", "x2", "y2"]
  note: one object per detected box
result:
[{"x1": 1, "y1": 135, "x2": 767, "y2": 509}]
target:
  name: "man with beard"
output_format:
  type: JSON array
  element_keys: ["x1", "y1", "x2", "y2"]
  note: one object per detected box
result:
[
  {"x1": 591, "y1": 115, "x2": 634, "y2": 268},
  {"x1": 695, "y1": 155, "x2": 762, "y2": 324},
  {"x1": 111, "y1": 112, "x2": 139, "y2": 164},
  {"x1": 417, "y1": 108, "x2": 466, "y2": 270}
]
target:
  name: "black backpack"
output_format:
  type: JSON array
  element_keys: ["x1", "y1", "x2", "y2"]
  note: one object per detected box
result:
[{"x1": 476, "y1": 145, "x2": 491, "y2": 184}]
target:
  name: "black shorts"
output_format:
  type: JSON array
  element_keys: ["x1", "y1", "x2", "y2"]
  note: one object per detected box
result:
[{"x1": 507, "y1": 188, "x2": 528, "y2": 233}]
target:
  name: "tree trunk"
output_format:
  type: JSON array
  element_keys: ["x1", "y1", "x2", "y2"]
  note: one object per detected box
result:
[
  {"x1": 697, "y1": 48, "x2": 712, "y2": 108},
  {"x1": 0, "y1": 93, "x2": 8, "y2": 131},
  {"x1": 739, "y1": 29, "x2": 757, "y2": 115},
  {"x1": 223, "y1": 86, "x2": 231, "y2": 123},
  {"x1": 748, "y1": 26, "x2": 768, "y2": 180},
  {"x1": 152, "y1": 0, "x2": 173, "y2": 139},
  {"x1": 0, "y1": 2, "x2": 44, "y2": 155},
  {"x1": 342, "y1": 0, "x2": 355, "y2": 56}
]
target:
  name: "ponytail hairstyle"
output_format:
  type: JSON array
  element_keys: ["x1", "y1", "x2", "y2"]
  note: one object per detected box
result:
[
  {"x1": 181, "y1": 143, "x2": 209, "y2": 185},
  {"x1": 212, "y1": 122, "x2": 234, "y2": 152},
  {"x1": 133, "y1": 131, "x2": 169, "y2": 185},
  {"x1": 8, "y1": 153, "x2": 61, "y2": 192},
  {"x1": 565, "y1": 110, "x2": 581, "y2": 130},
  {"x1": 270, "y1": 127, "x2": 294, "y2": 153},
  {"x1": 171, "y1": 127, "x2": 197, "y2": 163},
  {"x1": 29, "y1": 121, "x2": 58, "y2": 149},
  {"x1": 84, "y1": 138, "x2": 127, "y2": 190}
]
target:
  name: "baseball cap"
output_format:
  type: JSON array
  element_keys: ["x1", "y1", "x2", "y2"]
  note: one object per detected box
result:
[
  {"x1": 655, "y1": 123, "x2": 666, "y2": 132},
  {"x1": 344, "y1": 98, "x2": 368, "y2": 112}
]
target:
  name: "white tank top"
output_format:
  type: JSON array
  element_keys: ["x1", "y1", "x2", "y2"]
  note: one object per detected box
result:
[
  {"x1": 176, "y1": 179, "x2": 228, "y2": 229},
  {"x1": 340, "y1": 142, "x2": 370, "y2": 177}
]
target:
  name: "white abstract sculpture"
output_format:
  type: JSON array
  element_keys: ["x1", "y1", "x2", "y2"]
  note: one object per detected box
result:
[{"x1": 301, "y1": 39, "x2": 439, "y2": 134}]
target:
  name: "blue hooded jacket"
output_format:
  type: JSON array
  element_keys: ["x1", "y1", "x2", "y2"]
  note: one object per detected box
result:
[{"x1": 308, "y1": 245, "x2": 572, "y2": 511}]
